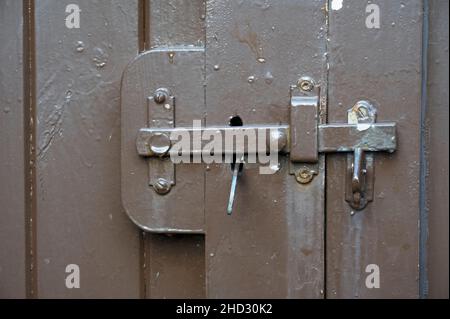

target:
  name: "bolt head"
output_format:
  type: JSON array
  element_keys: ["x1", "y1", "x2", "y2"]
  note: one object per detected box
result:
[
  {"x1": 297, "y1": 76, "x2": 315, "y2": 92},
  {"x1": 153, "y1": 88, "x2": 169, "y2": 104},
  {"x1": 153, "y1": 178, "x2": 171, "y2": 195},
  {"x1": 295, "y1": 167, "x2": 315, "y2": 184}
]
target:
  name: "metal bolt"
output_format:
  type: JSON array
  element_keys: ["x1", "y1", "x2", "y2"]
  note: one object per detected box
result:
[
  {"x1": 148, "y1": 132, "x2": 171, "y2": 156},
  {"x1": 269, "y1": 129, "x2": 288, "y2": 152},
  {"x1": 298, "y1": 76, "x2": 315, "y2": 92},
  {"x1": 153, "y1": 88, "x2": 169, "y2": 104},
  {"x1": 153, "y1": 178, "x2": 171, "y2": 195},
  {"x1": 295, "y1": 167, "x2": 316, "y2": 184}
]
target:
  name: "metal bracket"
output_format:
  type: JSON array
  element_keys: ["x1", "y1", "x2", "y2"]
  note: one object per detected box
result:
[
  {"x1": 121, "y1": 47, "x2": 206, "y2": 233},
  {"x1": 145, "y1": 88, "x2": 175, "y2": 194}
]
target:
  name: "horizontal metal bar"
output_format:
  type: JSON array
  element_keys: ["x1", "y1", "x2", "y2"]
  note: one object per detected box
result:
[
  {"x1": 136, "y1": 122, "x2": 397, "y2": 157},
  {"x1": 318, "y1": 122, "x2": 397, "y2": 153},
  {"x1": 137, "y1": 125, "x2": 289, "y2": 157}
]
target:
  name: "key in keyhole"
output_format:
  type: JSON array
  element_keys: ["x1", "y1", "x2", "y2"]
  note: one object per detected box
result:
[{"x1": 227, "y1": 155, "x2": 244, "y2": 215}]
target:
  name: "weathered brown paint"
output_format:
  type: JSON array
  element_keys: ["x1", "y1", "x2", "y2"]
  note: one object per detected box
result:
[
  {"x1": 146, "y1": 0, "x2": 206, "y2": 48},
  {"x1": 145, "y1": 234, "x2": 205, "y2": 298},
  {"x1": 326, "y1": 0, "x2": 423, "y2": 298},
  {"x1": 0, "y1": 0, "x2": 26, "y2": 298},
  {"x1": 35, "y1": 0, "x2": 141, "y2": 298},
  {"x1": 426, "y1": 0, "x2": 449, "y2": 299}
]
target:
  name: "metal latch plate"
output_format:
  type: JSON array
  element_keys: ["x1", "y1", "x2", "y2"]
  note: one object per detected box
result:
[{"x1": 121, "y1": 47, "x2": 205, "y2": 233}]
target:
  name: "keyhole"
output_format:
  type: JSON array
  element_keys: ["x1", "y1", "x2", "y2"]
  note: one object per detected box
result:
[
  {"x1": 229, "y1": 115, "x2": 244, "y2": 173},
  {"x1": 229, "y1": 115, "x2": 243, "y2": 127}
]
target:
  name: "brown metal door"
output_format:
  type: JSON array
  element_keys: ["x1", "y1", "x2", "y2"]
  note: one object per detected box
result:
[
  {"x1": 1, "y1": 0, "x2": 446, "y2": 299},
  {"x1": 120, "y1": 0, "x2": 419, "y2": 299}
]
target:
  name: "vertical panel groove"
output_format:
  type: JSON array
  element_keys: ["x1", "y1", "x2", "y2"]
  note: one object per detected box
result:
[
  {"x1": 139, "y1": 0, "x2": 149, "y2": 299},
  {"x1": 23, "y1": 0, "x2": 37, "y2": 299},
  {"x1": 140, "y1": 231, "x2": 147, "y2": 299},
  {"x1": 139, "y1": 0, "x2": 149, "y2": 51},
  {"x1": 419, "y1": 0, "x2": 429, "y2": 299},
  {"x1": 323, "y1": 0, "x2": 330, "y2": 299}
]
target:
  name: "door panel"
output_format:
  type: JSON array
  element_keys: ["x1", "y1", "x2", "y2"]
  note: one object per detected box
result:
[
  {"x1": 205, "y1": 0, "x2": 327, "y2": 298},
  {"x1": 35, "y1": 0, "x2": 141, "y2": 298},
  {"x1": 326, "y1": 0, "x2": 423, "y2": 298}
]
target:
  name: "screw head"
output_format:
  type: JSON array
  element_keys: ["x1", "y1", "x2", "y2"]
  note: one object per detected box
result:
[
  {"x1": 295, "y1": 167, "x2": 316, "y2": 184},
  {"x1": 153, "y1": 88, "x2": 169, "y2": 104},
  {"x1": 153, "y1": 178, "x2": 171, "y2": 195},
  {"x1": 297, "y1": 76, "x2": 315, "y2": 92}
]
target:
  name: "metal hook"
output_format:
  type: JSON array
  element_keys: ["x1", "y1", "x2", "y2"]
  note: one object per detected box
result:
[{"x1": 351, "y1": 147, "x2": 365, "y2": 207}]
